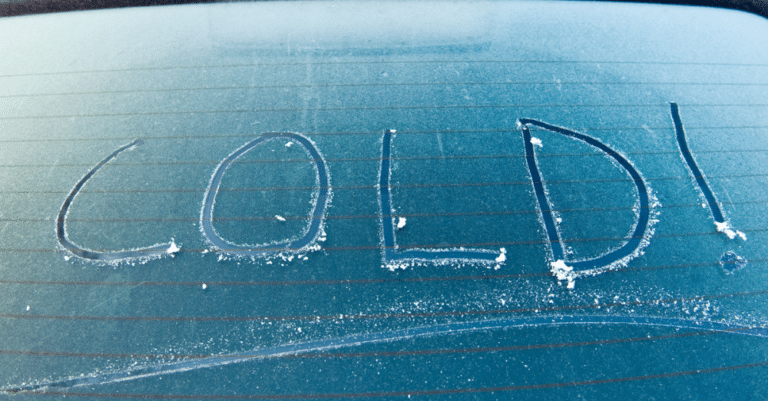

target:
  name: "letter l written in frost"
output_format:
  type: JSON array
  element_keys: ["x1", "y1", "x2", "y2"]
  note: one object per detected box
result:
[
  {"x1": 56, "y1": 139, "x2": 180, "y2": 264},
  {"x1": 377, "y1": 129, "x2": 505, "y2": 271}
]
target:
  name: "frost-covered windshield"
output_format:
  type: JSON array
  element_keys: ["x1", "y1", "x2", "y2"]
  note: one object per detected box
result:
[{"x1": 2, "y1": 1, "x2": 768, "y2": 398}]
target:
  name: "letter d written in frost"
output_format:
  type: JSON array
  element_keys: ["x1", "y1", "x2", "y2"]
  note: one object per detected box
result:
[
  {"x1": 377, "y1": 129, "x2": 505, "y2": 270},
  {"x1": 518, "y1": 119, "x2": 657, "y2": 287},
  {"x1": 199, "y1": 133, "x2": 331, "y2": 259},
  {"x1": 56, "y1": 139, "x2": 180, "y2": 265}
]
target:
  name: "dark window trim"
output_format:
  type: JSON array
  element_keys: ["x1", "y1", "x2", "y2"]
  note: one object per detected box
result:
[{"x1": 1, "y1": 0, "x2": 767, "y2": 20}]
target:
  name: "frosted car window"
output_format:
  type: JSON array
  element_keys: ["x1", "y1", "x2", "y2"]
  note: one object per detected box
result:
[{"x1": 2, "y1": 1, "x2": 768, "y2": 398}]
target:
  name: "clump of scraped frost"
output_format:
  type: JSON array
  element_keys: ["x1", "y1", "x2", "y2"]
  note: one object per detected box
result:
[
  {"x1": 530, "y1": 137, "x2": 543, "y2": 147},
  {"x1": 396, "y1": 217, "x2": 406, "y2": 230},
  {"x1": 275, "y1": 215, "x2": 286, "y2": 222},
  {"x1": 495, "y1": 248, "x2": 507, "y2": 263},
  {"x1": 166, "y1": 239, "x2": 180, "y2": 255},
  {"x1": 715, "y1": 221, "x2": 747, "y2": 241},
  {"x1": 551, "y1": 260, "x2": 576, "y2": 289},
  {"x1": 285, "y1": 141, "x2": 293, "y2": 148}
]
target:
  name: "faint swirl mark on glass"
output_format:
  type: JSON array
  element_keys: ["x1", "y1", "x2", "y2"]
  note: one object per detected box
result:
[{"x1": 4, "y1": 315, "x2": 765, "y2": 394}]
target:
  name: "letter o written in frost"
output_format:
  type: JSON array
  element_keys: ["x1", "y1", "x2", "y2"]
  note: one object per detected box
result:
[{"x1": 199, "y1": 133, "x2": 331, "y2": 259}]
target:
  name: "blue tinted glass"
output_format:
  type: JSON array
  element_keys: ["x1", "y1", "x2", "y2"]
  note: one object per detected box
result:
[{"x1": 2, "y1": 2, "x2": 768, "y2": 398}]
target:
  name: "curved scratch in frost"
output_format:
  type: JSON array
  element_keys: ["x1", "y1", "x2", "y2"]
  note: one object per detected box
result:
[
  {"x1": 200, "y1": 133, "x2": 330, "y2": 258},
  {"x1": 670, "y1": 103, "x2": 745, "y2": 241},
  {"x1": 378, "y1": 129, "x2": 503, "y2": 269},
  {"x1": 56, "y1": 139, "x2": 179, "y2": 263},
  {"x1": 4, "y1": 315, "x2": 766, "y2": 393},
  {"x1": 519, "y1": 119, "x2": 655, "y2": 280}
]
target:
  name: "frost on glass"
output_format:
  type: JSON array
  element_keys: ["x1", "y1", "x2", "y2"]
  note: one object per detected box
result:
[{"x1": 4, "y1": 314, "x2": 768, "y2": 393}]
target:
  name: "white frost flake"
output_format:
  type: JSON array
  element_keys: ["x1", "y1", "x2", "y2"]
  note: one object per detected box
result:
[
  {"x1": 495, "y1": 248, "x2": 507, "y2": 263},
  {"x1": 275, "y1": 215, "x2": 286, "y2": 222},
  {"x1": 396, "y1": 217, "x2": 407, "y2": 230},
  {"x1": 550, "y1": 260, "x2": 576, "y2": 289},
  {"x1": 285, "y1": 141, "x2": 293, "y2": 148},
  {"x1": 166, "y1": 239, "x2": 180, "y2": 255},
  {"x1": 202, "y1": 283, "x2": 207, "y2": 290},
  {"x1": 715, "y1": 221, "x2": 747, "y2": 241},
  {"x1": 530, "y1": 137, "x2": 543, "y2": 148}
]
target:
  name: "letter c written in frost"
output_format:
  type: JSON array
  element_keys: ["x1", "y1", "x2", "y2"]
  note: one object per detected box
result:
[
  {"x1": 199, "y1": 133, "x2": 331, "y2": 259},
  {"x1": 56, "y1": 139, "x2": 180, "y2": 264}
]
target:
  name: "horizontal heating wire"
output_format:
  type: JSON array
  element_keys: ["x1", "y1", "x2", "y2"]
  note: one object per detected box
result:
[
  {"x1": 0, "y1": 256, "x2": 763, "y2": 287},
  {"x1": 0, "y1": 289, "x2": 766, "y2": 321},
  {"x1": 2, "y1": 228, "x2": 766, "y2": 255},
  {"x1": 2, "y1": 200, "x2": 764, "y2": 224},
  {"x1": 0, "y1": 326, "x2": 753, "y2": 360},
  {"x1": 0, "y1": 147, "x2": 766, "y2": 168},
  {"x1": 2, "y1": 81, "x2": 768, "y2": 99},
  {"x1": 3, "y1": 57, "x2": 768, "y2": 79},
  {"x1": 0, "y1": 125, "x2": 766, "y2": 143},
  {"x1": 1, "y1": 172, "x2": 766, "y2": 194},
  {"x1": 24, "y1": 361, "x2": 768, "y2": 399},
  {"x1": 3, "y1": 103, "x2": 768, "y2": 121}
]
